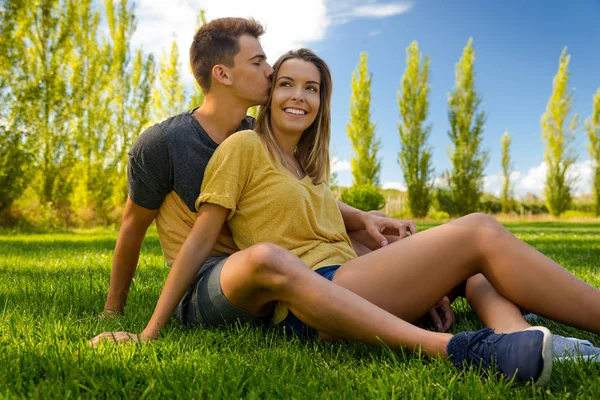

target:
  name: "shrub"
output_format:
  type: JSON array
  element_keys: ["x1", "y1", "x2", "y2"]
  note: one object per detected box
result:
[
  {"x1": 428, "y1": 210, "x2": 450, "y2": 221},
  {"x1": 480, "y1": 198, "x2": 502, "y2": 214},
  {"x1": 433, "y1": 187, "x2": 457, "y2": 216},
  {"x1": 340, "y1": 185, "x2": 386, "y2": 212},
  {"x1": 561, "y1": 210, "x2": 596, "y2": 219}
]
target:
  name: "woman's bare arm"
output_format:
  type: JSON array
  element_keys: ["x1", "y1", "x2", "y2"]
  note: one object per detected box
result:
[
  {"x1": 90, "y1": 203, "x2": 228, "y2": 346},
  {"x1": 142, "y1": 203, "x2": 228, "y2": 339}
]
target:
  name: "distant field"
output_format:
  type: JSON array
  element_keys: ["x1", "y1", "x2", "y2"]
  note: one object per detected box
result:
[{"x1": 1, "y1": 222, "x2": 599, "y2": 399}]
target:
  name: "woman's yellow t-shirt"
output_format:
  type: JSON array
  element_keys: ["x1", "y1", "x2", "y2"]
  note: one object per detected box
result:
[{"x1": 196, "y1": 130, "x2": 357, "y2": 323}]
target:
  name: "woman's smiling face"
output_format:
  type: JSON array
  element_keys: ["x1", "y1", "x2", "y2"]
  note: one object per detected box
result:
[{"x1": 270, "y1": 58, "x2": 321, "y2": 135}]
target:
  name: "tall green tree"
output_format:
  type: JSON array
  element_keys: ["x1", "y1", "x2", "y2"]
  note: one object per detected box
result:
[
  {"x1": 347, "y1": 53, "x2": 381, "y2": 186},
  {"x1": 541, "y1": 47, "x2": 579, "y2": 216},
  {"x1": 447, "y1": 38, "x2": 488, "y2": 215},
  {"x1": 500, "y1": 130, "x2": 513, "y2": 213},
  {"x1": 68, "y1": 0, "x2": 113, "y2": 222},
  {"x1": 0, "y1": 0, "x2": 32, "y2": 213},
  {"x1": 105, "y1": 0, "x2": 155, "y2": 208},
  {"x1": 397, "y1": 41, "x2": 433, "y2": 217},
  {"x1": 188, "y1": 9, "x2": 207, "y2": 108},
  {"x1": 10, "y1": 0, "x2": 78, "y2": 216},
  {"x1": 585, "y1": 89, "x2": 600, "y2": 216},
  {"x1": 153, "y1": 36, "x2": 186, "y2": 122}
]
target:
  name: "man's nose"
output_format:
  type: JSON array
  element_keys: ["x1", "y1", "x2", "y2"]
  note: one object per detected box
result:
[{"x1": 265, "y1": 63, "x2": 274, "y2": 78}]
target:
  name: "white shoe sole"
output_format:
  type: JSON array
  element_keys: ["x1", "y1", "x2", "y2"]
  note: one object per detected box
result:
[{"x1": 524, "y1": 326, "x2": 554, "y2": 385}]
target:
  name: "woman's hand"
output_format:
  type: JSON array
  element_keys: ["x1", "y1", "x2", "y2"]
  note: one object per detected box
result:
[
  {"x1": 429, "y1": 296, "x2": 454, "y2": 332},
  {"x1": 88, "y1": 331, "x2": 156, "y2": 347},
  {"x1": 361, "y1": 211, "x2": 418, "y2": 246}
]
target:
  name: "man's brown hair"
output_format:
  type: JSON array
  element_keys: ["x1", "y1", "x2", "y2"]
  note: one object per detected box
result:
[{"x1": 190, "y1": 17, "x2": 265, "y2": 93}]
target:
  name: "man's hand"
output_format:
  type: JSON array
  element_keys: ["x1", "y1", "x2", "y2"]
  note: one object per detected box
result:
[
  {"x1": 89, "y1": 331, "x2": 155, "y2": 348},
  {"x1": 96, "y1": 308, "x2": 123, "y2": 321},
  {"x1": 361, "y1": 211, "x2": 418, "y2": 247},
  {"x1": 429, "y1": 296, "x2": 454, "y2": 332}
]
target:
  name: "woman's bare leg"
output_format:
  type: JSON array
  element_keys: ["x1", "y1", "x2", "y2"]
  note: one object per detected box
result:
[
  {"x1": 219, "y1": 243, "x2": 451, "y2": 356},
  {"x1": 332, "y1": 213, "x2": 600, "y2": 333},
  {"x1": 353, "y1": 228, "x2": 534, "y2": 333}
]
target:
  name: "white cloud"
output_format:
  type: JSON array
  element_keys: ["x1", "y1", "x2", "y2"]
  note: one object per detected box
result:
[
  {"x1": 483, "y1": 160, "x2": 595, "y2": 198},
  {"x1": 368, "y1": 30, "x2": 382, "y2": 37},
  {"x1": 329, "y1": 1, "x2": 412, "y2": 24},
  {"x1": 130, "y1": 0, "x2": 411, "y2": 85},
  {"x1": 331, "y1": 157, "x2": 351, "y2": 172},
  {"x1": 382, "y1": 181, "x2": 407, "y2": 191},
  {"x1": 351, "y1": 3, "x2": 412, "y2": 18}
]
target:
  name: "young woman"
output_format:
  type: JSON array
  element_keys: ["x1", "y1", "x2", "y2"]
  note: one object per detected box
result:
[{"x1": 92, "y1": 49, "x2": 600, "y2": 384}]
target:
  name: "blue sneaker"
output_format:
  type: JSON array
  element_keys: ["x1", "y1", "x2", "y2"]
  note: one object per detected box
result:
[{"x1": 447, "y1": 327, "x2": 553, "y2": 385}]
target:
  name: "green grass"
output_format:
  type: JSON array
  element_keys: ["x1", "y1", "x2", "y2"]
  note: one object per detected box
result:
[{"x1": 1, "y1": 222, "x2": 599, "y2": 399}]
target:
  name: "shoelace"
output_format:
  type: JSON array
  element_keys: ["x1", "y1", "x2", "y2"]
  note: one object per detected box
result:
[{"x1": 465, "y1": 328, "x2": 498, "y2": 370}]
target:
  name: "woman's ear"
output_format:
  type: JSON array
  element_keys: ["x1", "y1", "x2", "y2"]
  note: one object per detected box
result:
[{"x1": 212, "y1": 65, "x2": 233, "y2": 87}]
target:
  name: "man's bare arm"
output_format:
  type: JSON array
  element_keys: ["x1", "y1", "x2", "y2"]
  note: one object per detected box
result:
[{"x1": 103, "y1": 197, "x2": 159, "y2": 315}]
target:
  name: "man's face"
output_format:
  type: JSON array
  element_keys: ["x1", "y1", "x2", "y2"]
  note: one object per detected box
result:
[{"x1": 228, "y1": 34, "x2": 273, "y2": 106}]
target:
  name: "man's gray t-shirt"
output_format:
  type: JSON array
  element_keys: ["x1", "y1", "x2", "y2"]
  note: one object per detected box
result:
[
  {"x1": 127, "y1": 107, "x2": 255, "y2": 265},
  {"x1": 128, "y1": 108, "x2": 255, "y2": 212}
]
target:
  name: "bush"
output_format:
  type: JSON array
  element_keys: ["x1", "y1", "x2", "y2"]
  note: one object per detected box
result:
[
  {"x1": 480, "y1": 197, "x2": 502, "y2": 214},
  {"x1": 427, "y1": 210, "x2": 450, "y2": 221},
  {"x1": 561, "y1": 210, "x2": 596, "y2": 219},
  {"x1": 5, "y1": 186, "x2": 60, "y2": 228},
  {"x1": 432, "y1": 187, "x2": 457, "y2": 216},
  {"x1": 340, "y1": 185, "x2": 386, "y2": 212},
  {"x1": 518, "y1": 202, "x2": 548, "y2": 215}
]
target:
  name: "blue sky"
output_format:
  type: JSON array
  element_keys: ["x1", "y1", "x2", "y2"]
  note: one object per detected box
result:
[{"x1": 133, "y1": 0, "x2": 600, "y2": 197}]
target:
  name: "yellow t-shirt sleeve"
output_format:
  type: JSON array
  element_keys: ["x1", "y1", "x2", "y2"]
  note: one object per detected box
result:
[{"x1": 196, "y1": 131, "x2": 257, "y2": 220}]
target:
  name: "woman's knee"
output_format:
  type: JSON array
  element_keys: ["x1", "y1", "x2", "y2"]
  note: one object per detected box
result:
[
  {"x1": 244, "y1": 243, "x2": 300, "y2": 289},
  {"x1": 456, "y1": 212, "x2": 505, "y2": 236}
]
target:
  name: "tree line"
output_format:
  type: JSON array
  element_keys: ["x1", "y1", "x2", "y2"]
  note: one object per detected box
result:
[
  {"x1": 1, "y1": 1, "x2": 599, "y2": 229},
  {"x1": 344, "y1": 41, "x2": 600, "y2": 217}
]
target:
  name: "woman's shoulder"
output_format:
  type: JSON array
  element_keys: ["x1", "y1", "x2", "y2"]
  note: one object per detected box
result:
[
  {"x1": 218, "y1": 130, "x2": 269, "y2": 159},
  {"x1": 221, "y1": 129, "x2": 262, "y2": 147}
]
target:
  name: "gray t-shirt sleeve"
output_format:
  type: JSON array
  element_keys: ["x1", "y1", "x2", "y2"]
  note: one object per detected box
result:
[{"x1": 127, "y1": 124, "x2": 172, "y2": 210}]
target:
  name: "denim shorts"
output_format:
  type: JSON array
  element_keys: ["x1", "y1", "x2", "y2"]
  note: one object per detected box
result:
[
  {"x1": 174, "y1": 257, "x2": 341, "y2": 340},
  {"x1": 174, "y1": 254, "x2": 270, "y2": 327},
  {"x1": 278, "y1": 265, "x2": 341, "y2": 339}
]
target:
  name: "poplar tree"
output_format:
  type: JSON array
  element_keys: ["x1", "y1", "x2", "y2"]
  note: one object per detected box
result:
[
  {"x1": 500, "y1": 130, "x2": 513, "y2": 213},
  {"x1": 11, "y1": 0, "x2": 77, "y2": 215},
  {"x1": 347, "y1": 53, "x2": 381, "y2": 186},
  {"x1": 447, "y1": 38, "x2": 488, "y2": 215},
  {"x1": 153, "y1": 36, "x2": 186, "y2": 122},
  {"x1": 69, "y1": 0, "x2": 112, "y2": 223},
  {"x1": 397, "y1": 41, "x2": 433, "y2": 217},
  {"x1": 541, "y1": 47, "x2": 578, "y2": 216},
  {"x1": 585, "y1": 89, "x2": 600, "y2": 216},
  {"x1": 106, "y1": 0, "x2": 155, "y2": 208},
  {"x1": 0, "y1": 0, "x2": 32, "y2": 212}
]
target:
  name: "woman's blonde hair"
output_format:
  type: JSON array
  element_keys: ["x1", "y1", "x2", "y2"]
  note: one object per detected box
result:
[{"x1": 255, "y1": 49, "x2": 332, "y2": 185}]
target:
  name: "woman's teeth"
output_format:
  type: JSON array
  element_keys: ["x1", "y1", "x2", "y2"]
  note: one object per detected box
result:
[{"x1": 284, "y1": 108, "x2": 306, "y2": 115}]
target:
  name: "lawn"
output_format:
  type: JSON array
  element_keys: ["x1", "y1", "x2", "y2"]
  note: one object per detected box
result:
[{"x1": 0, "y1": 222, "x2": 599, "y2": 399}]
